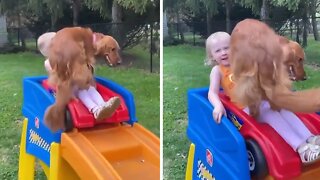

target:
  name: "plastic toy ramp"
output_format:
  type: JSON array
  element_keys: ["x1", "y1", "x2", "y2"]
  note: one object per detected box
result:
[
  {"x1": 60, "y1": 123, "x2": 160, "y2": 180},
  {"x1": 263, "y1": 162, "x2": 320, "y2": 180}
]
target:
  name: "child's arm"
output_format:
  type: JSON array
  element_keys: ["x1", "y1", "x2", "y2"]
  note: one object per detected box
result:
[{"x1": 208, "y1": 66, "x2": 226, "y2": 123}]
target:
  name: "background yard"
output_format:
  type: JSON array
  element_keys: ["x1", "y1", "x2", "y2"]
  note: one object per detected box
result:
[
  {"x1": 0, "y1": 50, "x2": 160, "y2": 179},
  {"x1": 163, "y1": 40, "x2": 320, "y2": 179}
]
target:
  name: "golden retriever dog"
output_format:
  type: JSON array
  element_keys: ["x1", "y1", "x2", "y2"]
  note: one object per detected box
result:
[
  {"x1": 229, "y1": 19, "x2": 320, "y2": 118},
  {"x1": 43, "y1": 27, "x2": 121, "y2": 132}
]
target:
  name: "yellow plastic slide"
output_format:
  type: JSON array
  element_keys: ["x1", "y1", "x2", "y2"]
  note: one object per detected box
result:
[{"x1": 60, "y1": 123, "x2": 160, "y2": 179}]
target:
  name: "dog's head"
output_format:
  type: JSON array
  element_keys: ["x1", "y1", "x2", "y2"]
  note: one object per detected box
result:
[
  {"x1": 287, "y1": 40, "x2": 306, "y2": 81},
  {"x1": 95, "y1": 35, "x2": 121, "y2": 67},
  {"x1": 279, "y1": 36, "x2": 306, "y2": 81}
]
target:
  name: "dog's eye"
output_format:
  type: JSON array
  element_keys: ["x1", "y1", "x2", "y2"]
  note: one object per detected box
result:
[
  {"x1": 299, "y1": 58, "x2": 303, "y2": 62},
  {"x1": 111, "y1": 48, "x2": 115, "y2": 51}
]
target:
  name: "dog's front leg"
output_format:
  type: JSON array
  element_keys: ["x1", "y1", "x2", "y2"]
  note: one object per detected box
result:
[
  {"x1": 248, "y1": 102, "x2": 261, "y2": 119},
  {"x1": 269, "y1": 101, "x2": 281, "y2": 111}
]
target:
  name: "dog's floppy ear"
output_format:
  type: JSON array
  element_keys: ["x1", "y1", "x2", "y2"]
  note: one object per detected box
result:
[
  {"x1": 288, "y1": 40, "x2": 304, "y2": 60},
  {"x1": 93, "y1": 32, "x2": 104, "y2": 43},
  {"x1": 278, "y1": 36, "x2": 290, "y2": 44}
]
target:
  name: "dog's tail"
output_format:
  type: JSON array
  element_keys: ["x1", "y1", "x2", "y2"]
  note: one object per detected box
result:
[
  {"x1": 44, "y1": 104, "x2": 66, "y2": 132},
  {"x1": 44, "y1": 81, "x2": 73, "y2": 132}
]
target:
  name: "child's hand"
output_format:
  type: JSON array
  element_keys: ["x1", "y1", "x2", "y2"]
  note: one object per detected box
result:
[{"x1": 212, "y1": 105, "x2": 226, "y2": 124}]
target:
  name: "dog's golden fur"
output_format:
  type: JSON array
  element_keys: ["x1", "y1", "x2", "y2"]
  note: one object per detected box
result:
[
  {"x1": 230, "y1": 19, "x2": 320, "y2": 118},
  {"x1": 44, "y1": 27, "x2": 121, "y2": 132}
]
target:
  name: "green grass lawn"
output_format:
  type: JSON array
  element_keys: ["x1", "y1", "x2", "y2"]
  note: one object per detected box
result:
[
  {"x1": 123, "y1": 45, "x2": 160, "y2": 73},
  {"x1": 163, "y1": 43, "x2": 320, "y2": 179},
  {"x1": 0, "y1": 52, "x2": 159, "y2": 179}
]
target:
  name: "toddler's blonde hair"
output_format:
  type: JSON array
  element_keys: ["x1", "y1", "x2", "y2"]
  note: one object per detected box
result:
[{"x1": 204, "y1": 31, "x2": 230, "y2": 66}]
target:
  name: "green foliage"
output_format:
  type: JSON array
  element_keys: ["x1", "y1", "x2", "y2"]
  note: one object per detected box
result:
[
  {"x1": 27, "y1": 0, "x2": 45, "y2": 15},
  {"x1": 25, "y1": 0, "x2": 66, "y2": 25},
  {"x1": 186, "y1": 0, "x2": 218, "y2": 16},
  {"x1": 43, "y1": 0, "x2": 66, "y2": 23},
  {"x1": 271, "y1": 0, "x2": 301, "y2": 11},
  {"x1": 84, "y1": 0, "x2": 112, "y2": 18},
  {"x1": 236, "y1": 0, "x2": 261, "y2": 14},
  {"x1": 117, "y1": 0, "x2": 156, "y2": 14},
  {"x1": 84, "y1": 0, "x2": 157, "y2": 17},
  {"x1": 0, "y1": 0, "x2": 22, "y2": 15}
]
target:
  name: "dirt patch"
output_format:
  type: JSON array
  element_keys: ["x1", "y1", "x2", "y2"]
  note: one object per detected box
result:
[{"x1": 95, "y1": 52, "x2": 138, "y2": 68}]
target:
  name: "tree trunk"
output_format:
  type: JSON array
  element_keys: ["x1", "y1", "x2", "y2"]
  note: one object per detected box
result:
[
  {"x1": 310, "y1": 0, "x2": 319, "y2": 41},
  {"x1": 296, "y1": 19, "x2": 300, "y2": 43},
  {"x1": 302, "y1": 4, "x2": 308, "y2": 47},
  {"x1": 163, "y1": 10, "x2": 169, "y2": 38},
  {"x1": 225, "y1": 0, "x2": 231, "y2": 34},
  {"x1": 112, "y1": 1, "x2": 122, "y2": 23},
  {"x1": 290, "y1": 19, "x2": 293, "y2": 39},
  {"x1": 176, "y1": 11, "x2": 184, "y2": 43},
  {"x1": 206, "y1": 11, "x2": 213, "y2": 37},
  {"x1": 260, "y1": 0, "x2": 270, "y2": 25},
  {"x1": 112, "y1": 1, "x2": 124, "y2": 48},
  {"x1": 72, "y1": 0, "x2": 81, "y2": 26},
  {"x1": 50, "y1": 16, "x2": 56, "y2": 31}
]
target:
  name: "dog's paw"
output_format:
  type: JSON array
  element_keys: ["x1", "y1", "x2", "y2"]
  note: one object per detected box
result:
[{"x1": 270, "y1": 102, "x2": 281, "y2": 111}]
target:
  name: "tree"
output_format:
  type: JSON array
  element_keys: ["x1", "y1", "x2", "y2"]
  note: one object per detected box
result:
[
  {"x1": 301, "y1": 0, "x2": 309, "y2": 47},
  {"x1": 272, "y1": 0, "x2": 313, "y2": 45},
  {"x1": 187, "y1": 0, "x2": 219, "y2": 35},
  {"x1": 225, "y1": 0, "x2": 232, "y2": 33},
  {"x1": 235, "y1": 0, "x2": 270, "y2": 23},
  {"x1": 71, "y1": 0, "x2": 81, "y2": 26},
  {"x1": 310, "y1": 0, "x2": 319, "y2": 41},
  {"x1": 111, "y1": 0, "x2": 124, "y2": 46},
  {"x1": 27, "y1": 0, "x2": 67, "y2": 30},
  {"x1": 0, "y1": 0, "x2": 28, "y2": 48},
  {"x1": 164, "y1": 0, "x2": 187, "y2": 41},
  {"x1": 84, "y1": 0, "x2": 159, "y2": 49}
]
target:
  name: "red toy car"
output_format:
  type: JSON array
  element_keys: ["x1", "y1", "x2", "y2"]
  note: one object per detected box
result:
[
  {"x1": 42, "y1": 79, "x2": 130, "y2": 130},
  {"x1": 219, "y1": 92, "x2": 320, "y2": 179},
  {"x1": 186, "y1": 87, "x2": 320, "y2": 180}
]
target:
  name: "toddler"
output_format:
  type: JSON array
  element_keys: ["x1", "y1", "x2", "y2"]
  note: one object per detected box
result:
[{"x1": 38, "y1": 32, "x2": 120, "y2": 121}]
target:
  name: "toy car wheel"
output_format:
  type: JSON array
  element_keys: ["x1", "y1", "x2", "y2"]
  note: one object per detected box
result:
[
  {"x1": 64, "y1": 108, "x2": 74, "y2": 132},
  {"x1": 246, "y1": 139, "x2": 268, "y2": 178}
]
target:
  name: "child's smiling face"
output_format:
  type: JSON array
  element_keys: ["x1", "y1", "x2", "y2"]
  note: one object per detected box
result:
[{"x1": 210, "y1": 38, "x2": 230, "y2": 66}]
